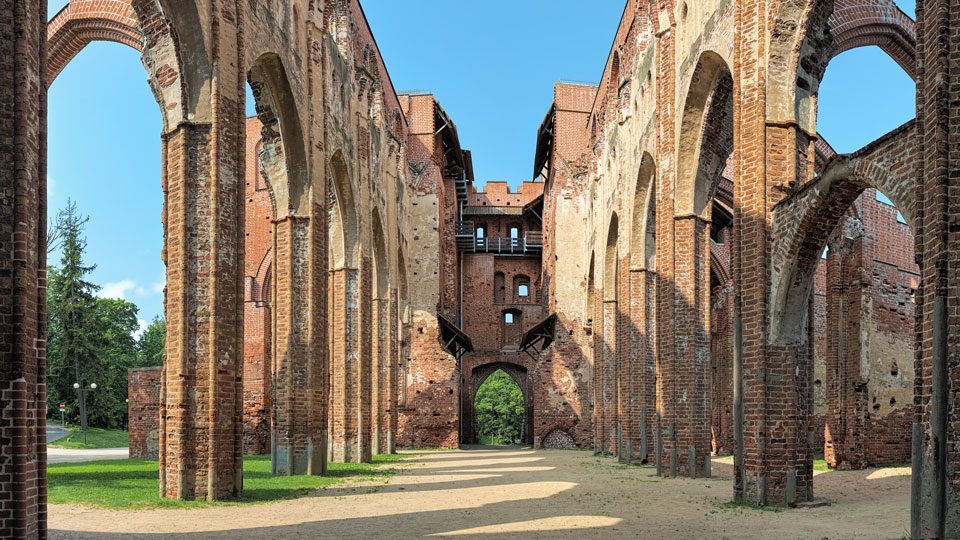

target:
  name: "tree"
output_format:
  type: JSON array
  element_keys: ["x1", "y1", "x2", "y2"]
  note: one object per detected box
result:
[
  {"x1": 46, "y1": 200, "x2": 142, "y2": 429},
  {"x1": 136, "y1": 316, "x2": 165, "y2": 368},
  {"x1": 474, "y1": 370, "x2": 525, "y2": 445}
]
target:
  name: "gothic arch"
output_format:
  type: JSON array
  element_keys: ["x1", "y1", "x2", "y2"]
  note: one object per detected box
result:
[
  {"x1": 676, "y1": 51, "x2": 733, "y2": 219},
  {"x1": 768, "y1": 0, "x2": 916, "y2": 131},
  {"x1": 253, "y1": 247, "x2": 273, "y2": 304},
  {"x1": 248, "y1": 53, "x2": 309, "y2": 217},
  {"x1": 45, "y1": 0, "x2": 207, "y2": 131},
  {"x1": 769, "y1": 121, "x2": 918, "y2": 346},
  {"x1": 371, "y1": 209, "x2": 389, "y2": 298},
  {"x1": 464, "y1": 361, "x2": 534, "y2": 446},
  {"x1": 46, "y1": 0, "x2": 142, "y2": 86},
  {"x1": 604, "y1": 213, "x2": 619, "y2": 301},
  {"x1": 329, "y1": 150, "x2": 360, "y2": 269},
  {"x1": 630, "y1": 153, "x2": 656, "y2": 271}
]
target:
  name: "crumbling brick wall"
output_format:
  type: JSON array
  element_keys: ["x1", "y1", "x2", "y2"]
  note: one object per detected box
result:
[{"x1": 128, "y1": 367, "x2": 162, "y2": 460}]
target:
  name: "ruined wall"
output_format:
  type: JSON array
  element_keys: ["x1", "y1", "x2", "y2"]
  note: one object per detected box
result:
[
  {"x1": 243, "y1": 116, "x2": 273, "y2": 455},
  {"x1": 128, "y1": 367, "x2": 162, "y2": 460},
  {"x1": 396, "y1": 93, "x2": 459, "y2": 448}
]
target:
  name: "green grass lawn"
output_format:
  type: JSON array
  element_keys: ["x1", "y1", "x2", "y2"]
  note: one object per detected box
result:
[
  {"x1": 47, "y1": 454, "x2": 409, "y2": 509},
  {"x1": 49, "y1": 426, "x2": 129, "y2": 449},
  {"x1": 813, "y1": 459, "x2": 829, "y2": 472}
]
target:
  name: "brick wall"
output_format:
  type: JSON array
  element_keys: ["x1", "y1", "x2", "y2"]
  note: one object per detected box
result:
[{"x1": 128, "y1": 367, "x2": 162, "y2": 459}]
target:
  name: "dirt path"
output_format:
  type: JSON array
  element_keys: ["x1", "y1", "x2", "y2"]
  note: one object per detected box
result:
[{"x1": 49, "y1": 447, "x2": 911, "y2": 539}]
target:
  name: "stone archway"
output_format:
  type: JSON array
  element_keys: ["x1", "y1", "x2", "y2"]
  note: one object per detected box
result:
[{"x1": 461, "y1": 361, "x2": 534, "y2": 446}]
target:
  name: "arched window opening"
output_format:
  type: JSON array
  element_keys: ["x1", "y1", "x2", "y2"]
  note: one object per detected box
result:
[{"x1": 476, "y1": 226, "x2": 485, "y2": 239}]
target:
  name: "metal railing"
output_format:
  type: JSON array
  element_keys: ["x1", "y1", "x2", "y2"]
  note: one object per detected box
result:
[{"x1": 455, "y1": 225, "x2": 543, "y2": 255}]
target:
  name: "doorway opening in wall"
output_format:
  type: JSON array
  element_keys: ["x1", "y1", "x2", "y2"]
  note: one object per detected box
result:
[
  {"x1": 463, "y1": 362, "x2": 534, "y2": 446},
  {"x1": 474, "y1": 370, "x2": 525, "y2": 446},
  {"x1": 46, "y1": 36, "x2": 165, "y2": 454}
]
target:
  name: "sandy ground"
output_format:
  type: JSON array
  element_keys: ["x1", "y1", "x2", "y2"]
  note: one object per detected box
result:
[
  {"x1": 49, "y1": 447, "x2": 911, "y2": 540},
  {"x1": 48, "y1": 447, "x2": 129, "y2": 464}
]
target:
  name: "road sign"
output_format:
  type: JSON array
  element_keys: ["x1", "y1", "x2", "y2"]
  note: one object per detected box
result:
[{"x1": 59, "y1": 403, "x2": 65, "y2": 410}]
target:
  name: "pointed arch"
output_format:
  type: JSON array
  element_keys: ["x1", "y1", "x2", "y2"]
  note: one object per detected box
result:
[{"x1": 248, "y1": 53, "x2": 309, "y2": 217}]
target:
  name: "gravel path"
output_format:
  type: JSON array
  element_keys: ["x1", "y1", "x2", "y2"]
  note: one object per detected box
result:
[{"x1": 49, "y1": 447, "x2": 911, "y2": 539}]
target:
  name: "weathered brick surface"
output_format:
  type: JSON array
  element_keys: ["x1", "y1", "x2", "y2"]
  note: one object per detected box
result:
[
  {"x1": 128, "y1": 367, "x2": 162, "y2": 459},
  {"x1": 6, "y1": 0, "x2": 960, "y2": 533}
]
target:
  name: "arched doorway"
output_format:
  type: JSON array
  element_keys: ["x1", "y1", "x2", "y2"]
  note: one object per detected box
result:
[{"x1": 461, "y1": 361, "x2": 533, "y2": 446}]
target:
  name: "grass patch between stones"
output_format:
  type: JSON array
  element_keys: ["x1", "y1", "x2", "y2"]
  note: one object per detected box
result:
[{"x1": 47, "y1": 453, "x2": 410, "y2": 509}]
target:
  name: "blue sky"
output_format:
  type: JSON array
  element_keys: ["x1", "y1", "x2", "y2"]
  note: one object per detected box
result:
[{"x1": 46, "y1": 0, "x2": 916, "y2": 327}]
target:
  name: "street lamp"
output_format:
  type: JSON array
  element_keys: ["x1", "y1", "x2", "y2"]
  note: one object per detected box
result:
[{"x1": 73, "y1": 382, "x2": 96, "y2": 445}]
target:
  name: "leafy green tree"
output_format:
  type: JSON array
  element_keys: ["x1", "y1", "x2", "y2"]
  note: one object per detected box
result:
[
  {"x1": 46, "y1": 200, "x2": 141, "y2": 429},
  {"x1": 474, "y1": 370, "x2": 525, "y2": 445},
  {"x1": 136, "y1": 316, "x2": 165, "y2": 368}
]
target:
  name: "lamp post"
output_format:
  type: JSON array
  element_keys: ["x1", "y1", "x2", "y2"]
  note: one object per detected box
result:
[{"x1": 73, "y1": 382, "x2": 97, "y2": 445}]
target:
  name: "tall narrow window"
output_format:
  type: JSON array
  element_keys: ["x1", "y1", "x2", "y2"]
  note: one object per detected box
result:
[
  {"x1": 510, "y1": 227, "x2": 519, "y2": 239},
  {"x1": 476, "y1": 227, "x2": 485, "y2": 239},
  {"x1": 504, "y1": 312, "x2": 514, "y2": 324},
  {"x1": 518, "y1": 285, "x2": 529, "y2": 297}
]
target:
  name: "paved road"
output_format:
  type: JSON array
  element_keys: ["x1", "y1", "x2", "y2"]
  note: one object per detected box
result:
[
  {"x1": 46, "y1": 423, "x2": 69, "y2": 444},
  {"x1": 47, "y1": 447, "x2": 128, "y2": 464}
]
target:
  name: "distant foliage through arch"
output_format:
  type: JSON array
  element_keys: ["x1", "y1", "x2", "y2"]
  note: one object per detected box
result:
[{"x1": 475, "y1": 370, "x2": 524, "y2": 445}]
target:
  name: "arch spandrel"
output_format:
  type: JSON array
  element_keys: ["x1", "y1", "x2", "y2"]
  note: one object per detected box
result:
[
  {"x1": 768, "y1": 0, "x2": 916, "y2": 131},
  {"x1": 769, "y1": 120, "x2": 918, "y2": 346}
]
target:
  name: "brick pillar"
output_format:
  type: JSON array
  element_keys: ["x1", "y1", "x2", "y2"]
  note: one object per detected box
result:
[
  {"x1": 0, "y1": 2, "x2": 46, "y2": 535},
  {"x1": 915, "y1": 0, "x2": 960, "y2": 534},
  {"x1": 654, "y1": 15, "x2": 678, "y2": 479},
  {"x1": 329, "y1": 261, "x2": 372, "y2": 463},
  {"x1": 270, "y1": 215, "x2": 326, "y2": 475},
  {"x1": 709, "y1": 282, "x2": 735, "y2": 456},
  {"x1": 824, "y1": 230, "x2": 866, "y2": 470},
  {"x1": 667, "y1": 216, "x2": 711, "y2": 477},
  {"x1": 600, "y1": 299, "x2": 618, "y2": 455},
  {"x1": 386, "y1": 288, "x2": 399, "y2": 453},
  {"x1": 129, "y1": 367, "x2": 162, "y2": 460},
  {"x1": 359, "y1": 257, "x2": 373, "y2": 462},
  {"x1": 628, "y1": 268, "x2": 657, "y2": 462},
  {"x1": 243, "y1": 286, "x2": 271, "y2": 455},
  {"x1": 159, "y1": 119, "x2": 245, "y2": 501},
  {"x1": 371, "y1": 296, "x2": 387, "y2": 455},
  {"x1": 616, "y1": 252, "x2": 630, "y2": 461}
]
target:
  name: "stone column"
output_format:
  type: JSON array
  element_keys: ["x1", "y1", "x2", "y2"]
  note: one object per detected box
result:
[
  {"x1": 0, "y1": 0, "x2": 47, "y2": 535},
  {"x1": 654, "y1": 14, "x2": 678, "y2": 478},
  {"x1": 329, "y1": 260, "x2": 372, "y2": 463},
  {"x1": 915, "y1": 0, "x2": 960, "y2": 534},
  {"x1": 823, "y1": 231, "x2": 865, "y2": 470},
  {"x1": 600, "y1": 298, "x2": 618, "y2": 455},
  {"x1": 668, "y1": 216, "x2": 712, "y2": 476},
  {"x1": 628, "y1": 268, "x2": 657, "y2": 462},
  {"x1": 270, "y1": 214, "x2": 326, "y2": 475},
  {"x1": 159, "y1": 115, "x2": 245, "y2": 500},
  {"x1": 386, "y1": 287, "x2": 399, "y2": 453}
]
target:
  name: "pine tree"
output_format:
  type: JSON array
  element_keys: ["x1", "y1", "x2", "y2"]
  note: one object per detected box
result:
[{"x1": 46, "y1": 199, "x2": 100, "y2": 426}]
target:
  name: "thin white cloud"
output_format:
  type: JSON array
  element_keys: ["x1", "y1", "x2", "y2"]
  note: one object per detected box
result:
[
  {"x1": 132, "y1": 319, "x2": 147, "y2": 340},
  {"x1": 151, "y1": 276, "x2": 165, "y2": 294},
  {"x1": 100, "y1": 279, "x2": 137, "y2": 300}
]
